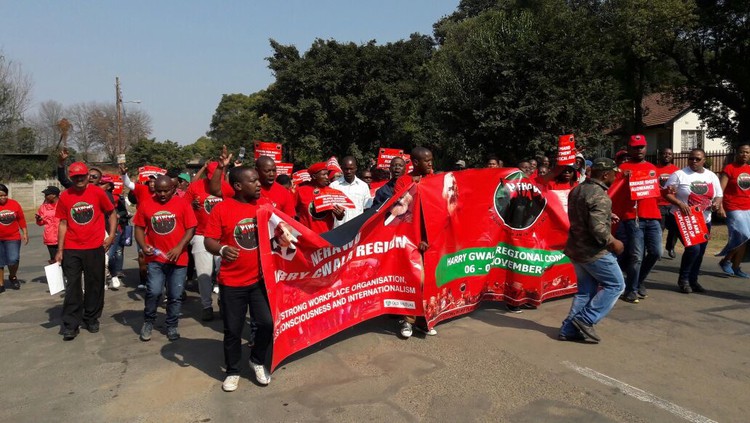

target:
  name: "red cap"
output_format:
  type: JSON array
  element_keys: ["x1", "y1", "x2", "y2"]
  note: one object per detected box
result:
[
  {"x1": 307, "y1": 162, "x2": 328, "y2": 176},
  {"x1": 68, "y1": 162, "x2": 88, "y2": 177},
  {"x1": 629, "y1": 134, "x2": 647, "y2": 147},
  {"x1": 100, "y1": 175, "x2": 114, "y2": 184}
]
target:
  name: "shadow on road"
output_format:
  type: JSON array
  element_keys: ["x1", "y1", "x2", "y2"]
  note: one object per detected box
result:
[
  {"x1": 643, "y1": 280, "x2": 750, "y2": 302},
  {"x1": 469, "y1": 302, "x2": 562, "y2": 340},
  {"x1": 160, "y1": 337, "x2": 225, "y2": 381}
]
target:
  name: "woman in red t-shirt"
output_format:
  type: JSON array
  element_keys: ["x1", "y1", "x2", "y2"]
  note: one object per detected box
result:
[
  {"x1": 0, "y1": 184, "x2": 28, "y2": 292},
  {"x1": 718, "y1": 144, "x2": 750, "y2": 277}
]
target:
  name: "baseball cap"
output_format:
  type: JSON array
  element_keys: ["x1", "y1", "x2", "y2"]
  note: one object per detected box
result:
[
  {"x1": 629, "y1": 134, "x2": 647, "y2": 147},
  {"x1": 178, "y1": 173, "x2": 191, "y2": 183},
  {"x1": 42, "y1": 186, "x2": 60, "y2": 196},
  {"x1": 100, "y1": 175, "x2": 114, "y2": 184},
  {"x1": 68, "y1": 162, "x2": 88, "y2": 177},
  {"x1": 591, "y1": 158, "x2": 618, "y2": 171},
  {"x1": 308, "y1": 162, "x2": 328, "y2": 176}
]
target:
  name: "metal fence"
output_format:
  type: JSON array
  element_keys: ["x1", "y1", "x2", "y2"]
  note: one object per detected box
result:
[{"x1": 645, "y1": 150, "x2": 732, "y2": 172}]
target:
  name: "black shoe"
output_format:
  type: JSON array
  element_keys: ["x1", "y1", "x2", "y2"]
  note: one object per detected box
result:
[
  {"x1": 62, "y1": 327, "x2": 79, "y2": 341},
  {"x1": 0, "y1": 285, "x2": 5, "y2": 294},
  {"x1": 558, "y1": 332, "x2": 586, "y2": 342},
  {"x1": 84, "y1": 321, "x2": 100, "y2": 333},
  {"x1": 202, "y1": 307, "x2": 214, "y2": 321},
  {"x1": 678, "y1": 283, "x2": 692, "y2": 294},
  {"x1": 506, "y1": 304, "x2": 523, "y2": 313},
  {"x1": 9, "y1": 278, "x2": 20, "y2": 290},
  {"x1": 621, "y1": 291, "x2": 639, "y2": 303},
  {"x1": 690, "y1": 283, "x2": 706, "y2": 293},
  {"x1": 571, "y1": 318, "x2": 601, "y2": 343},
  {"x1": 637, "y1": 287, "x2": 648, "y2": 299},
  {"x1": 667, "y1": 249, "x2": 676, "y2": 258}
]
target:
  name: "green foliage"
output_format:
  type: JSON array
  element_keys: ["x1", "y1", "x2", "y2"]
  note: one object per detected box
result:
[
  {"x1": 183, "y1": 136, "x2": 219, "y2": 161},
  {"x1": 428, "y1": 1, "x2": 626, "y2": 164},
  {"x1": 207, "y1": 92, "x2": 284, "y2": 156},
  {"x1": 125, "y1": 138, "x2": 191, "y2": 170}
]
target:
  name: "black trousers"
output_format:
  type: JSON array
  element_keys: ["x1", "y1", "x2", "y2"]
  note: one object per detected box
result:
[
  {"x1": 61, "y1": 248, "x2": 105, "y2": 330},
  {"x1": 220, "y1": 282, "x2": 273, "y2": 375},
  {"x1": 46, "y1": 245, "x2": 58, "y2": 261}
]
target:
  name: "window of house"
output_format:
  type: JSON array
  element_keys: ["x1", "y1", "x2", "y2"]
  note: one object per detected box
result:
[{"x1": 681, "y1": 130, "x2": 704, "y2": 151}]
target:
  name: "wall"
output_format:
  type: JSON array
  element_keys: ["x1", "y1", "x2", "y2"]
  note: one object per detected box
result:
[
  {"x1": 6, "y1": 179, "x2": 62, "y2": 211},
  {"x1": 671, "y1": 110, "x2": 727, "y2": 152}
]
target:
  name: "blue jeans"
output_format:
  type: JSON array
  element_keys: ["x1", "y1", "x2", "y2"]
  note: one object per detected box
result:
[
  {"x1": 0, "y1": 239, "x2": 21, "y2": 267},
  {"x1": 560, "y1": 253, "x2": 625, "y2": 336},
  {"x1": 144, "y1": 262, "x2": 187, "y2": 328},
  {"x1": 619, "y1": 219, "x2": 662, "y2": 293},
  {"x1": 679, "y1": 223, "x2": 711, "y2": 285},
  {"x1": 108, "y1": 230, "x2": 124, "y2": 276}
]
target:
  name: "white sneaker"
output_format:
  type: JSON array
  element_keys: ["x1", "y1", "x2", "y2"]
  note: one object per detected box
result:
[
  {"x1": 212, "y1": 285, "x2": 220, "y2": 294},
  {"x1": 399, "y1": 320, "x2": 413, "y2": 338},
  {"x1": 251, "y1": 362, "x2": 271, "y2": 385},
  {"x1": 110, "y1": 276, "x2": 121, "y2": 289},
  {"x1": 222, "y1": 375, "x2": 240, "y2": 392},
  {"x1": 416, "y1": 326, "x2": 437, "y2": 336}
]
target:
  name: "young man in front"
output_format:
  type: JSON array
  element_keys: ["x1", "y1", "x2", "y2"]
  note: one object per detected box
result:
[
  {"x1": 204, "y1": 166, "x2": 273, "y2": 392},
  {"x1": 56, "y1": 162, "x2": 117, "y2": 341},
  {"x1": 134, "y1": 175, "x2": 197, "y2": 342}
]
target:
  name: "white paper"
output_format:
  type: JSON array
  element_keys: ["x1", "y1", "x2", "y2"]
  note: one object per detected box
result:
[{"x1": 45, "y1": 263, "x2": 65, "y2": 295}]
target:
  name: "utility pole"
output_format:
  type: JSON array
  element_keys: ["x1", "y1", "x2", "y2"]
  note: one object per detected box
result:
[{"x1": 116, "y1": 76, "x2": 123, "y2": 154}]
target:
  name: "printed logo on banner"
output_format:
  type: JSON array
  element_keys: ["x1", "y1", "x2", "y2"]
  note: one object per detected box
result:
[
  {"x1": 233, "y1": 217, "x2": 258, "y2": 250},
  {"x1": 151, "y1": 210, "x2": 176, "y2": 235},
  {"x1": 492, "y1": 171, "x2": 547, "y2": 230},
  {"x1": 0, "y1": 210, "x2": 16, "y2": 225},
  {"x1": 269, "y1": 219, "x2": 299, "y2": 261},
  {"x1": 203, "y1": 196, "x2": 223, "y2": 213},
  {"x1": 71, "y1": 202, "x2": 95, "y2": 225},
  {"x1": 738, "y1": 173, "x2": 750, "y2": 190}
]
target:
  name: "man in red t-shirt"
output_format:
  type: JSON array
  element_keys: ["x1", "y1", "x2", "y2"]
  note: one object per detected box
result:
[
  {"x1": 611, "y1": 135, "x2": 663, "y2": 303},
  {"x1": 186, "y1": 160, "x2": 234, "y2": 321},
  {"x1": 655, "y1": 148, "x2": 680, "y2": 257},
  {"x1": 294, "y1": 162, "x2": 345, "y2": 233},
  {"x1": 134, "y1": 175, "x2": 197, "y2": 342},
  {"x1": 256, "y1": 156, "x2": 295, "y2": 217},
  {"x1": 55, "y1": 162, "x2": 117, "y2": 341},
  {"x1": 203, "y1": 166, "x2": 273, "y2": 392}
]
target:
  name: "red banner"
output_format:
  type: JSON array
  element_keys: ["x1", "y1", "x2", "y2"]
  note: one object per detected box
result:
[
  {"x1": 403, "y1": 153, "x2": 414, "y2": 173},
  {"x1": 111, "y1": 174, "x2": 123, "y2": 196},
  {"x1": 257, "y1": 168, "x2": 577, "y2": 368},
  {"x1": 327, "y1": 156, "x2": 342, "y2": 174},
  {"x1": 277, "y1": 163, "x2": 293, "y2": 176},
  {"x1": 420, "y1": 169, "x2": 576, "y2": 328},
  {"x1": 557, "y1": 134, "x2": 576, "y2": 166},
  {"x1": 673, "y1": 206, "x2": 709, "y2": 247},
  {"x1": 312, "y1": 187, "x2": 356, "y2": 212},
  {"x1": 628, "y1": 170, "x2": 660, "y2": 200},
  {"x1": 137, "y1": 166, "x2": 166, "y2": 184},
  {"x1": 376, "y1": 148, "x2": 404, "y2": 170},
  {"x1": 258, "y1": 185, "x2": 424, "y2": 370},
  {"x1": 254, "y1": 141, "x2": 282, "y2": 163}
]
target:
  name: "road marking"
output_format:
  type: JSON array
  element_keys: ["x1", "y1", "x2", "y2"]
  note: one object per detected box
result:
[{"x1": 562, "y1": 361, "x2": 717, "y2": 423}]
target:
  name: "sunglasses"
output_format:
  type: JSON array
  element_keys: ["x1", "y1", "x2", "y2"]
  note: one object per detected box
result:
[
  {"x1": 688, "y1": 157, "x2": 703, "y2": 162},
  {"x1": 89, "y1": 174, "x2": 100, "y2": 179}
]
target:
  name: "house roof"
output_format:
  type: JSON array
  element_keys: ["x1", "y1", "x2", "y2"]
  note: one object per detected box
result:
[{"x1": 642, "y1": 93, "x2": 690, "y2": 128}]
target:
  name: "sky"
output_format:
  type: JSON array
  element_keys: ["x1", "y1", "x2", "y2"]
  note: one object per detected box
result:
[{"x1": 0, "y1": 1, "x2": 459, "y2": 146}]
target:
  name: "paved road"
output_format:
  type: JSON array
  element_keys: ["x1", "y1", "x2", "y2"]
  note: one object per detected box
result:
[{"x1": 0, "y1": 224, "x2": 747, "y2": 422}]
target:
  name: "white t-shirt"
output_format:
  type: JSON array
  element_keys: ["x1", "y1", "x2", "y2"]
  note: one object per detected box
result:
[
  {"x1": 665, "y1": 167, "x2": 722, "y2": 223},
  {"x1": 330, "y1": 176, "x2": 373, "y2": 228}
]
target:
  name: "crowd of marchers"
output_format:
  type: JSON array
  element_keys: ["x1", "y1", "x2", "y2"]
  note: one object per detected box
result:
[{"x1": 0, "y1": 135, "x2": 747, "y2": 392}]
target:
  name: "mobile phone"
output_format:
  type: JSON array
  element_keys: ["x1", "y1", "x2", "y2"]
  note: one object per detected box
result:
[{"x1": 238, "y1": 147, "x2": 246, "y2": 162}]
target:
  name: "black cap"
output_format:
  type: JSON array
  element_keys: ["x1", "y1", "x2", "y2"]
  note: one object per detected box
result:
[{"x1": 42, "y1": 186, "x2": 60, "y2": 196}]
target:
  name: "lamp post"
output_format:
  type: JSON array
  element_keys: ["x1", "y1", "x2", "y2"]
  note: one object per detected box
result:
[{"x1": 115, "y1": 76, "x2": 141, "y2": 155}]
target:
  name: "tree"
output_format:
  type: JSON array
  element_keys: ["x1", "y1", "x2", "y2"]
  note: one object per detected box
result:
[
  {"x1": 0, "y1": 52, "x2": 33, "y2": 152},
  {"x1": 28, "y1": 100, "x2": 65, "y2": 152},
  {"x1": 671, "y1": 0, "x2": 750, "y2": 145},
  {"x1": 87, "y1": 102, "x2": 153, "y2": 162},
  {"x1": 126, "y1": 138, "x2": 190, "y2": 170},
  {"x1": 183, "y1": 136, "x2": 218, "y2": 161},
  {"x1": 207, "y1": 92, "x2": 282, "y2": 154},
  {"x1": 67, "y1": 102, "x2": 98, "y2": 160},
  {"x1": 428, "y1": 1, "x2": 626, "y2": 164}
]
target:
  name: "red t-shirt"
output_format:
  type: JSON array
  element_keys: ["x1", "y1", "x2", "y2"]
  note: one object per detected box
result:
[
  {"x1": 613, "y1": 161, "x2": 661, "y2": 220},
  {"x1": 655, "y1": 163, "x2": 680, "y2": 206},
  {"x1": 260, "y1": 182, "x2": 295, "y2": 217},
  {"x1": 721, "y1": 163, "x2": 750, "y2": 211},
  {"x1": 543, "y1": 179, "x2": 578, "y2": 191},
  {"x1": 131, "y1": 183, "x2": 155, "y2": 207},
  {"x1": 0, "y1": 199, "x2": 27, "y2": 241},
  {"x1": 133, "y1": 196, "x2": 198, "y2": 266},
  {"x1": 186, "y1": 179, "x2": 234, "y2": 235},
  {"x1": 294, "y1": 183, "x2": 334, "y2": 234},
  {"x1": 57, "y1": 184, "x2": 115, "y2": 249},
  {"x1": 204, "y1": 197, "x2": 267, "y2": 287}
]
